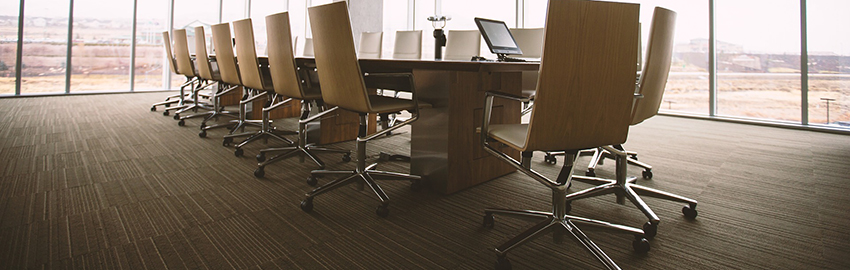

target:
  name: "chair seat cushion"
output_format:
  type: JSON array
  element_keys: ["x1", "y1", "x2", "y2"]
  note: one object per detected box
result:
[
  {"x1": 488, "y1": 124, "x2": 528, "y2": 150},
  {"x1": 368, "y1": 95, "x2": 418, "y2": 114}
]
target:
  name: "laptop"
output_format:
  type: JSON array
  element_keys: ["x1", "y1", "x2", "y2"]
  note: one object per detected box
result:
[{"x1": 474, "y1": 17, "x2": 528, "y2": 62}]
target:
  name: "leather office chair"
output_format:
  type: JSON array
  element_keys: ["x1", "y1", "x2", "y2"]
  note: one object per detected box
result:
[
  {"x1": 171, "y1": 29, "x2": 215, "y2": 124},
  {"x1": 479, "y1": 1, "x2": 648, "y2": 269},
  {"x1": 252, "y1": 12, "x2": 351, "y2": 178},
  {"x1": 208, "y1": 22, "x2": 266, "y2": 141},
  {"x1": 223, "y1": 18, "x2": 296, "y2": 157},
  {"x1": 509, "y1": 28, "x2": 544, "y2": 116},
  {"x1": 564, "y1": 7, "x2": 698, "y2": 239},
  {"x1": 152, "y1": 31, "x2": 198, "y2": 115},
  {"x1": 300, "y1": 1, "x2": 423, "y2": 217},
  {"x1": 192, "y1": 26, "x2": 241, "y2": 137},
  {"x1": 358, "y1": 31, "x2": 383, "y2": 59},
  {"x1": 443, "y1": 30, "x2": 480, "y2": 61},
  {"x1": 392, "y1": 30, "x2": 422, "y2": 60}
]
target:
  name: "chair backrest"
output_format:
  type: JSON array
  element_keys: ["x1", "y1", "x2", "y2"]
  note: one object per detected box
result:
[
  {"x1": 172, "y1": 29, "x2": 196, "y2": 77},
  {"x1": 308, "y1": 1, "x2": 372, "y2": 113},
  {"x1": 631, "y1": 7, "x2": 677, "y2": 125},
  {"x1": 509, "y1": 28, "x2": 544, "y2": 58},
  {"x1": 358, "y1": 31, "x2": 383, "y2": 59},
  {"x1": 161, "y1": 31, "x2": 179, "y2": 74},
  {"x1": 210, "y1": 22, "x2": 241, "y2": 85},
  {"x1": 303, "y1": 37, "x2": 314, "y2": 57},
  {"x1": 194, "y1": 26, "x2": 215, "y2": 81},
  {"x1": 392, "y1": 30, "x2": 422, "y2": 60},
  {"x1": 523, "y1": 0, "x2": 640, "y2": 152},
  {"x1": 265, "y1": 12, "x2": 307, "y2": 99},
  {"x1": 444, "y1": 30, "x2": 480, "y2": 60},
  {"x1": 232, "y1": 18, "x2": 270, "y2": 91}
]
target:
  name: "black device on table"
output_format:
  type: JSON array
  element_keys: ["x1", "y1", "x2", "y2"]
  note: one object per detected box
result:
[{"x1": 474, "y1": 17, "x2": 527, "y2": 62}]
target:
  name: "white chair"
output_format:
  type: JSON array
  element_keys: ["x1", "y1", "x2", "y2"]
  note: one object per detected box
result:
[
  {"x1": 392, "y1": 30, "x2": 422, "y2": 60},
  {"x1": 303, "y1": 37, "x2": 314, "y2": 57},
  {"x1": 443, "y1": 30, "x2": 480, "y2": 61},
  {"x1": 358, "y1": 31, "x2": 383, "y2": 59}
]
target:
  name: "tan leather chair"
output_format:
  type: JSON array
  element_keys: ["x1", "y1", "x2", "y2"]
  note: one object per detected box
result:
[
  {"x1": 252, "y1": 11, "x2": 351, "y2": 178},
  {"x1": 223, "y1": 18, "x2": 296, "y2": 157},
  {"x1": 478, "y1": 1, "x2": 648, "y2": 268},
  {"x1": 443, "y1": 30, "x2": 480, "y2": 61},
  {"x1": 171, "y1": 29, "x2": 215, "y2": 123},
  {"x1": 565, "y1": 6, "x2": 698, "y2": 240},
  {"x1": 358, "y1": 31, "x2": 383, "y2": 59},
  {"x1": 392, "y1": 30, "x2": 422, "y2": 60},
  {"x1": 152, "y1": 31, "x2": 198, "y2": 115},
  {"x1": 192, "y1": 26, "x2": 241, "y2": 137},
  {"x1": 300, "y1": 1, "x2": 423, "y2": 218}
]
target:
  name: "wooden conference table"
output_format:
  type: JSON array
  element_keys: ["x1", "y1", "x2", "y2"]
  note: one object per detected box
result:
[{"x1": 296, "y1": 58, "x2": 539, "y2": 194}]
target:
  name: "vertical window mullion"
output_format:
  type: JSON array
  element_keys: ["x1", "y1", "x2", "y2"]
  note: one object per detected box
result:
[
  {"x1": 15, "y1": 0, "x2": 25, "y2": 96},
  {"x1": 65, "y1": 0, "x2": 74, "y2": 94},
  {"x1": 800, "y1": 0, "x2": 808, "y2": 125},
  {"x1": 708, "y1": 0, "x2": 717, "y2": 116},
  {"x1": 130, "y1": 0, "x2": 138, "y2": 92}
]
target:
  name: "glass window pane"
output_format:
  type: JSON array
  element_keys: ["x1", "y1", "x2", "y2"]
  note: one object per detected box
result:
[
  {"x1": 21, "y1": 0, "x2": 69, "y2": 94},
  {"x1": 717, "y1": 0, "x2": 801, "y2": 122},
  {"x1": 414, "y1": 0, "x2": 435, "y2": 60},
  {"x1": 0, "y1": 1, "x2": 19, "y2": 95},
  {"x1": 251, "y1": 0, "x2": 288, "y2": 55},
  {"x1": 634, "y1": 1, "x2": 710, "y2": 115},
  {"x1": 221, "y1": 0, "x2": 246, "y2": 23},
  {"x1": 382, "y1": 0, "x2": 409, "y2": 58},
  {"x1": 134, "y1": 0, "x2": 169, "y2": 90},
  {"x1": 807, "y1": 0, "x2": 850, "y2": 127},
  {"x1": 70, "y1": 0, "x2": 133, "y2": 92},
  {"x1": 523, "y1": 0, "x2": 546, "y2": 28}
]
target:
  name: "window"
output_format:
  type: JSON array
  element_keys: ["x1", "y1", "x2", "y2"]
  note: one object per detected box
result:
[
  {"x1": 20, "y1": 0, "x2": 70, "y2": 94},
  {"x1": 807, "y1": 0, "x2": 850, "y2": 126},
  {"x1": 70, "y1": 0, "x2": 134, "y2": 92},
  {"x1": 0, "y1": 1, "x2": 20, "y2": 95},
  {"x1": 134, "y1": 0, "x2": 170, "y2": 90},
  {"x1": 716, "y1": 0, "x2": 801, "y2": 122}
]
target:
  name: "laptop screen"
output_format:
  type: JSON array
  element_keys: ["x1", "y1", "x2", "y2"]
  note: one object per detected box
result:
[{"x1": 475, "y1": 17, "x2": 523, "y2": 55}]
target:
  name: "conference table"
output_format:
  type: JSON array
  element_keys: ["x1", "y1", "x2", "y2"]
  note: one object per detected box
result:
[{"x1": 296, "y1": 57, "x2": 539, "y2": 194}]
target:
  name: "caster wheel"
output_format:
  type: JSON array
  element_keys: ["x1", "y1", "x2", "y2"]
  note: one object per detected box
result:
[
  {"x1": 256, "y1": 153, "x2": 265, "y2": 162},
  {"x1": 642, "y1": 170, "x2": 653, "y2": 179},
  {"x1": 342, "y1": 153, "x2": 352, "y2": 162},
  {"x1": 234, "y1": 148, "x2": 243, "y2": 157},
  {"x1": 163, "y1": 111, "x2": 170, "y2": 116},
  {"x1": 683, "y1": 205, "x2": 698, "y2": 219},
  {"x1": 254, "y1": 167, "x2": 265, "y2": 178},
  {"x1": 306, "y1": 176, "x2": 318, "y2": 187},
  {"x1": 632, "y1": 237, "x2": 650, "y2": 253},
  {"x1": 376, "y1": 205, "x2": 390, "y2": 218},
  {"x1": 200, "y1": 123, "x2": 206, "y2": 129},
  {"x1": 564, "y1": 201, "x2": 572, "y2": 214},
  {"x1": 544, "y1": 155, "x2": 556, "y2": 165},
  {"x1": 150, "y1": 106, "x2": 156, "y2": 112},
  {"x1": 585, "y1": 169, "x2": 596, "y2": 177},
  {"x1": 643, "y1": 222, "x2": 658, "y2": 239},
  {"x1": 410, "y1": 180, "x2": 423, "y2": 191},
  {"x1": 222, "y1": 137, "x2": 233, "y2": 147},
  {"x1": 300, "y1": 198, "x2": 313, "y2": 213},
  {"x1": 495, "y1": 256, "x2": 512, "y2": 270},
  {"x1": 630, "y1": 154, "x2": 638, "y2": 161},
  {"x1": 165, "y1": 103, "x2": 170, "y2": 108},
  {"x1": 482, "y1": 214, "x2": 494, "y2": 228},
  {"x1": 173, "y1": 114, "x2": 180, "y2": 120},
  {"x1": 178, "y1": 120, "x2": 185, "y2": 126},
  {"x1": 198, "y1": 130, "x2": 207, "y2": 138}
]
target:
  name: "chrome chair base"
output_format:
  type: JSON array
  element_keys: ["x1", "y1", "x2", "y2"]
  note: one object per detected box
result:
[
  {"x1": 566, "y1": 145, "x2": 698, "y2": 238},
  {"x1": 481, "y1": 149, "x2": 648, "y2": 270},
  {"x1": 254, "y1": 105, "x2": 351, "y2": 178},
  {"x1": 300, "y1": 113, "x2": 421, "y2": 218},
  {"x1": 581, "y1": 146, "x2": 652, "y2": 179}
]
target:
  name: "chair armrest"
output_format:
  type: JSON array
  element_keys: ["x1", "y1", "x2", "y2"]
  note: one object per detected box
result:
[
  {"x1": 634, "y1": 93, "x2": 644, "y2": 99},
  {"x1": 239, "y1": 90, "x2": 268, "y2": 105},
  {"x1": 485, "y1": 91, "x2": 531, "y2": 103}
]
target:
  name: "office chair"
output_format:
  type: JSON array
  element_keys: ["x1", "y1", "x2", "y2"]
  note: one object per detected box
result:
[
  {"x1": 300, "y1": 1, "x2": 424, "y2": 217},
  {"x1": 208, "y1": 22, "x2": 266, "y2": 140},
  {"x1": 508, "y1": 27, "x2": 544, "y2": 116},
  {"x1": 302, "y1": 37, "x2": 314, "y2": 57},
  {"x1": 191, "y1": 26, "x2": 241, "y2": 137},
  {"x1": 223, "y1": 18, "x2": 296, "y2": 157},
  {"x1": 151, "y1": 31, "x2": 198, "y2": 115},
  {"x1": 252, "y1": 12, "x2": 351, "y2": 178},
  {"x1": 358, "y1": 31, "x2": 383, "y2": 59},
  {"x1": 392, "y1": 30, "x2": 422, "y2": 60},
  {"x1": 564, "y1": 7, "x2": 698, "y2": 240},
  {"x1": 479, "y1": 1, "x2": 648, "y2": 269},
  {"x1": 170, "y1": 29, "x2": 216, "y2": 124},
  {"x1": 443, "y1": 30, "x2": 480, "y2": 61}
]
